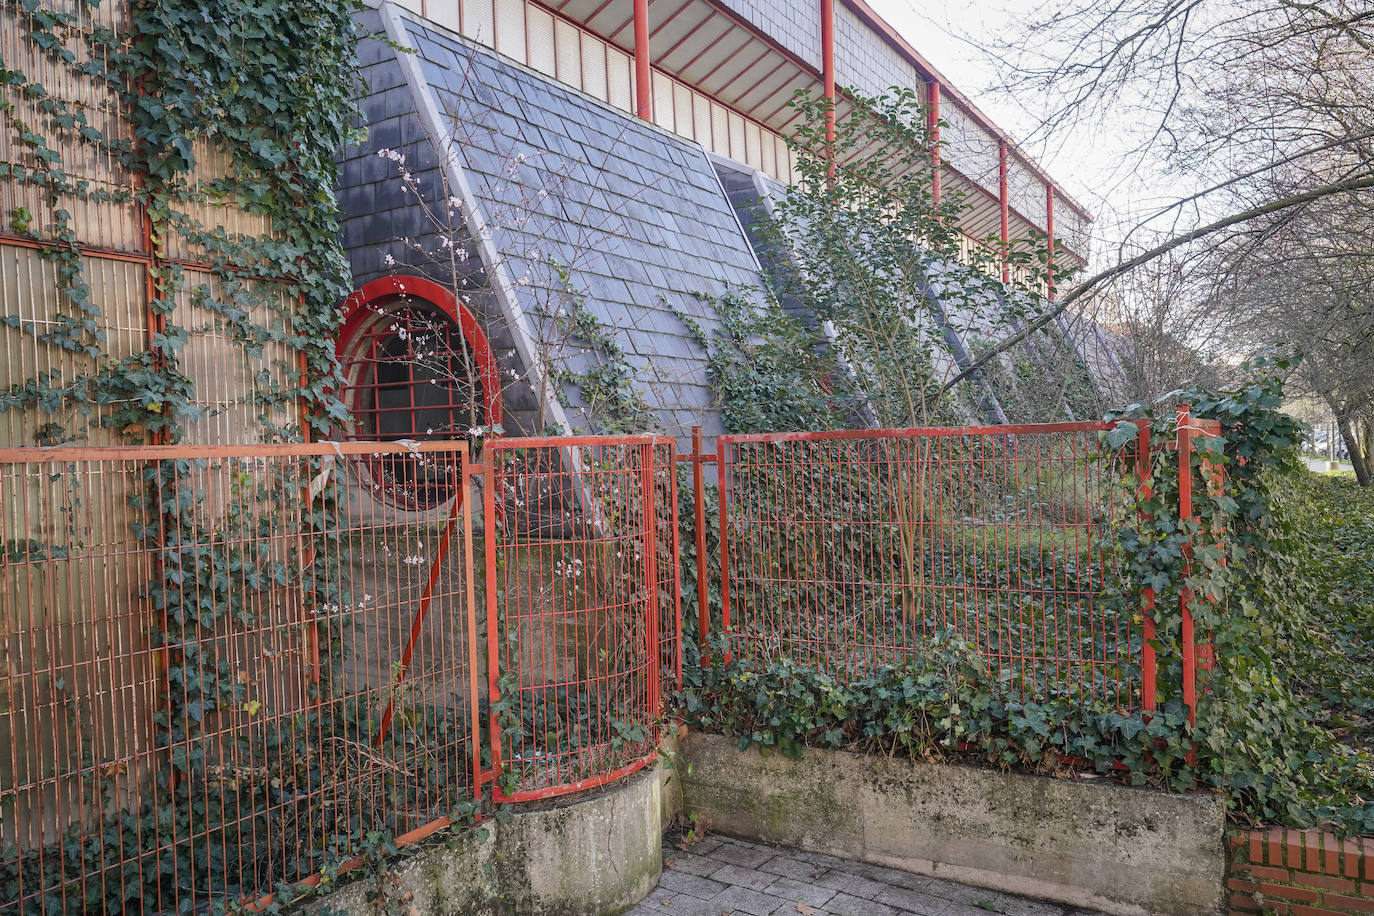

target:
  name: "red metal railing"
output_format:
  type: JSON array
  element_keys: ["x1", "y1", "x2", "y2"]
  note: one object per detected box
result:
[
  {"x1": 0, "y1": 419, "x2": 1227, "y2": 911},
  {"x1": 0, "y1": 434, "x2": 681, "y2": 911},
  {"x1": 713, "y1": 422, "x2": 1145, "y2": 708},
  {"x1": 0, "y1": 441, "x2": 482, "y2": 914},
  {"x1": 483, "y1": 435, "x2": 676, "y2": 801}
]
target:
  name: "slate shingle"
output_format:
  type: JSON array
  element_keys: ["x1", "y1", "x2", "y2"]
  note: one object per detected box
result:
[{"x1": 389, "y1": 19, "x2": 768, "y2": 439}]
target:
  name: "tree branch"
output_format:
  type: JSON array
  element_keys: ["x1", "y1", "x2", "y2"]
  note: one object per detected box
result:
[{"x1": 934, "y1": 172, "x2": 1374, "y2": 401}]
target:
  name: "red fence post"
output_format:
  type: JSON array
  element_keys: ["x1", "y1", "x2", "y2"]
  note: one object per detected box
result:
[
  {"x1": 1177, "y1": 404, "x2": 1197, "y2": 728},
  {"x1": 463, "y1": 447, "x2": 483, "y2": 798},
  {"x1": 1136, "y1": 421, "x2": 1157, "y2": 714},
  {"x1": 717, "y1": 436, "x2": 732, "y2": 663},
  {"x1": 641, "y1": 441, "x2": 660, "y2": 719},
  {"x1": 692, "y1": 426, "x2": 709, "y2": 648},
  {"x1": 1195, "y1": 420, "x2": 1224, "y2": 680},
  {"x1": 669, "y1": 438, "x2": 683, "y2": 687},
  {"x1": 483, "y1": 443, "x2": 503, "y2": 787}
]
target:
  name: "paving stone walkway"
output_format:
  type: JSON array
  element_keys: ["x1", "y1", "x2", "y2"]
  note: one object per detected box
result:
[{"x1": 626, "y1": 836, "x2": 1110, "y2": 916}]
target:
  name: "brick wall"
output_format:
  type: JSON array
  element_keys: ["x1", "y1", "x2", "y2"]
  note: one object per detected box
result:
[{"x1": 1229, "y1": 828, "x2": 1373, "y2": 915}]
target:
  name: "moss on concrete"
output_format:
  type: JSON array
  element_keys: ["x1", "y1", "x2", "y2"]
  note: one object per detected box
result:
[
  {"x1": 679, "y1": 732, "x2": 1225, "y2": 916},
  {"x1": 305, "y1": 769, "x2": 663, "y2": 915}
]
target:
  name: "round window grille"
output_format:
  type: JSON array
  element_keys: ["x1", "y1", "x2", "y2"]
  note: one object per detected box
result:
[{"x1": 336, "y1": 277, "x2": 502, "y2": 510}]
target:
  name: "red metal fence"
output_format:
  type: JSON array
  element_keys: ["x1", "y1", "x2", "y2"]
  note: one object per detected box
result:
[
  {"x1": 0, "y1": 436, "x2": 675, "y2": 913},
  {"x1": 713, "y1": 422, "x2": 1145, "y2": 708},
  {"x1": 1, "y1": 418, "x2": 1222, "y2": 911},
  {"x1": 482, "y1": 435, "x2": 677, "y2": 801}
]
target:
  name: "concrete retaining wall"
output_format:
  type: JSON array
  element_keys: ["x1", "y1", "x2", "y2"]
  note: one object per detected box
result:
[
  {"x1": 309, "y1": 768, "x2": 663, "y2": 915},
  {"x1": 678, "y1": 732, "x2": 1226, "y2": 916}
]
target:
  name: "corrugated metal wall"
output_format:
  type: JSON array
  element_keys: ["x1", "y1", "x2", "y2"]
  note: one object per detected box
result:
[
  {"x1": 1, "y1": 3, "x2": 301, "y2": 450},
  {"x1": 1, "y1": 0, "x2": 307, "y2": 852}
]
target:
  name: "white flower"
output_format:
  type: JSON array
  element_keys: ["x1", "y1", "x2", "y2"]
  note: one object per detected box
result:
[{"x1": 383, "y1": 253, "x2": 396, "y2": 268}]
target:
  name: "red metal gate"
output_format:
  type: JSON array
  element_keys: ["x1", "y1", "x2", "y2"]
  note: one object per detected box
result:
[{"x1": 479, "y1": 435, "x2": 677, "y2": 801}]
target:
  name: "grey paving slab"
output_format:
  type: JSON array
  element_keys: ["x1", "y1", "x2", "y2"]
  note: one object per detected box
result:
[
  {"x1": 853, "y1": 863, "x2": 932, "y2": 891},
  {"x1": 872, "y1": 885, "x2": 949, "y2": 915},
  {"x1": 711, "y1": 885, "x2": 791, "y2": 916},
  {"x1": 813, "y1": 870, "x2": 889, "y2": 900},
  {"x1": 705, "y1": 839, "x2": 778, "y2": 869},
  {"x1": 659, "y1": 868, "x2": 729, "y2": 900},
  {"x1": 668, "y1": 852, "x2": 732, "y2": 877},
  {"x1": 648, "y1": 838, "x2": 1111, "y2": 916},
  {"x1": 824, "y1": 892, "x2": 901, "y2": 916},
  {"x1": 762, "y1": 875, "x2": 838, "y2": 909},
  {"x1": 626, "y1": 893, "x2": 724, "y2": 916},
  {"x1": 758, "y1": 855, "x2": 828, "y2": 881},
  {"x1": 711, "y1": 863, "x2": 782, "y2": 891}
]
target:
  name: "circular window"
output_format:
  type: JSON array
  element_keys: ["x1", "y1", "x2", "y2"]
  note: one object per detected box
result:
[{"x1": 336, "y1": 277, "x2": 502, "y2": 509}]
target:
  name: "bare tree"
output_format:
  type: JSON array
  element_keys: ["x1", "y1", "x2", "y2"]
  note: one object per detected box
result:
[{"x1": 945, "y1": 0, "x2": 1374, "y2": 479}]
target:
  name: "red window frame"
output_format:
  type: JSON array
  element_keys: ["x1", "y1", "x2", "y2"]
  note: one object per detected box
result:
[{"x1": 335, "y1": 275, "x2": 504, "y2": 508}]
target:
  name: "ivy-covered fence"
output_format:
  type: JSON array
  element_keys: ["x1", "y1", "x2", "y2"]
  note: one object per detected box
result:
[
  {"x1": 0, "y1": 440, "x2": 482, "y2": 914},
  {"x1": 712, "y1": 421, "x2": 1153, "y2": 709},
  {"x1": 0, "y1": 434, "x2": 678, "y2": 914}
]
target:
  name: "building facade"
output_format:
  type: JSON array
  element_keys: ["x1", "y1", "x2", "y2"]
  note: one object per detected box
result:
[{"x1": 335, "y1": 0, "x2": 1099, "y2": 444}]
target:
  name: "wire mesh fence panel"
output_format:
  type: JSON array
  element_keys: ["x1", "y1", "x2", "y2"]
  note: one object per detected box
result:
[
  {"x1": 719, "y1": 424, "x2": 1142, "y2": 708},
  {"x1": 484, "y1": 436, "x2": 675, "y2": 801},
  {"x1": 653, "y1": 441, "x2": 681, "y2": 690},
  {"x1": 0, "y1": 441, "x2": 478, "y2": 915}
]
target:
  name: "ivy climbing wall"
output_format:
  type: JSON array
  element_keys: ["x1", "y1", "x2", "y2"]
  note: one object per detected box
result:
[
  {"x1": 0, "y1": 0, "x2": 362, "y2": 864},
  {"x1": 0, "y1": 0, "x2": 359, "y2": 449}
]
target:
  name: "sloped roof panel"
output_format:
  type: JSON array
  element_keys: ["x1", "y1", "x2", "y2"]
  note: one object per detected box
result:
[{"x1": 402, "y1": 17, "x2": 767, "y2": 437}]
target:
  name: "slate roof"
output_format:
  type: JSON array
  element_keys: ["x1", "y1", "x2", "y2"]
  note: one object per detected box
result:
[{"x1": 389, "y1": 13, "x2": 769, "y2": 439}]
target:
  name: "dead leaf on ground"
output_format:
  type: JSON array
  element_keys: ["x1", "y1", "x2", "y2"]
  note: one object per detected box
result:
[{"x1": 796, "y1": 905, "x2": 817, "y2": 915}]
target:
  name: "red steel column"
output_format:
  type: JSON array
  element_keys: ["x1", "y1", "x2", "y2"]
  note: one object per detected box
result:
[
  {"x1": 928, "y1": 81, "x2": 942, "y2": 206},
  {"x1": 999, "y1": 140, "x2": 1010, "y2": 284},
  {"x1": 821, "y1": 0, "x2": 836, "y2": 171},
  {"x1": 1045, "y1": 184, "x2": 1056, "y2": 299},
  {"x1": 634, "y1": 0, "x2": 652, "y2": 120},
  {"x1": 1177, "y1": 403, "x2": 1197, "y2": 728},
  {"x1": 1136, "y1": 423, "x2": 1156, "y2": 713}
]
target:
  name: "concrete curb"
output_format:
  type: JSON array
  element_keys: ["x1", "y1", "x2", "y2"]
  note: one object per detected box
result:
[
  {"x1": 308, "y1": 767, "x2": 663, "y2": 915},
  {"x1": 678, "y1": 732, "x2": 1226, "y2": 916}
]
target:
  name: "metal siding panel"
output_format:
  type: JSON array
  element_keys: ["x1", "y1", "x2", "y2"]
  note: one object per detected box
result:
[
  {"x1": 711, "y1": 102, "x2": 729, "y2": 159},
  {"x1": 581, "y1": 31, "x2": 607, "y2": 101},
  {"x1": 652, "y1": 71, "x2": 674, "y2": 131},
  {"x1": 744, "y1": 120, "x2": 761, "y2": 169},
  {"x1": 728, "y1": 110, "x2": 745, "y2": 162},
  {"x1": 672, "y1": 82, "x2": 694, "y2": 139},
  {"x1": 431, "y1": 0, "x2": 461, "y2": 33},
  {"x1": 462, "y1": 0, "x2": 496, "y2": 46},
  {"x1": 494, "y1": 0, "x2": 527, "y2": 60},
  {"x1": 607, "y1": 46, "x2": 633, "y2": 112},
  {"x1": 526, "y1": 5, "x2": 557, "y2": 76},
  {"x1": 760, "y1": 129, "x2": 776, "y2": 177},
  {"x1": 693, "y1": 92, "x2": 712, "y2": 148},
  {"x1": 554, "y1": 18, "x2": 582, "y2": 88}
]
